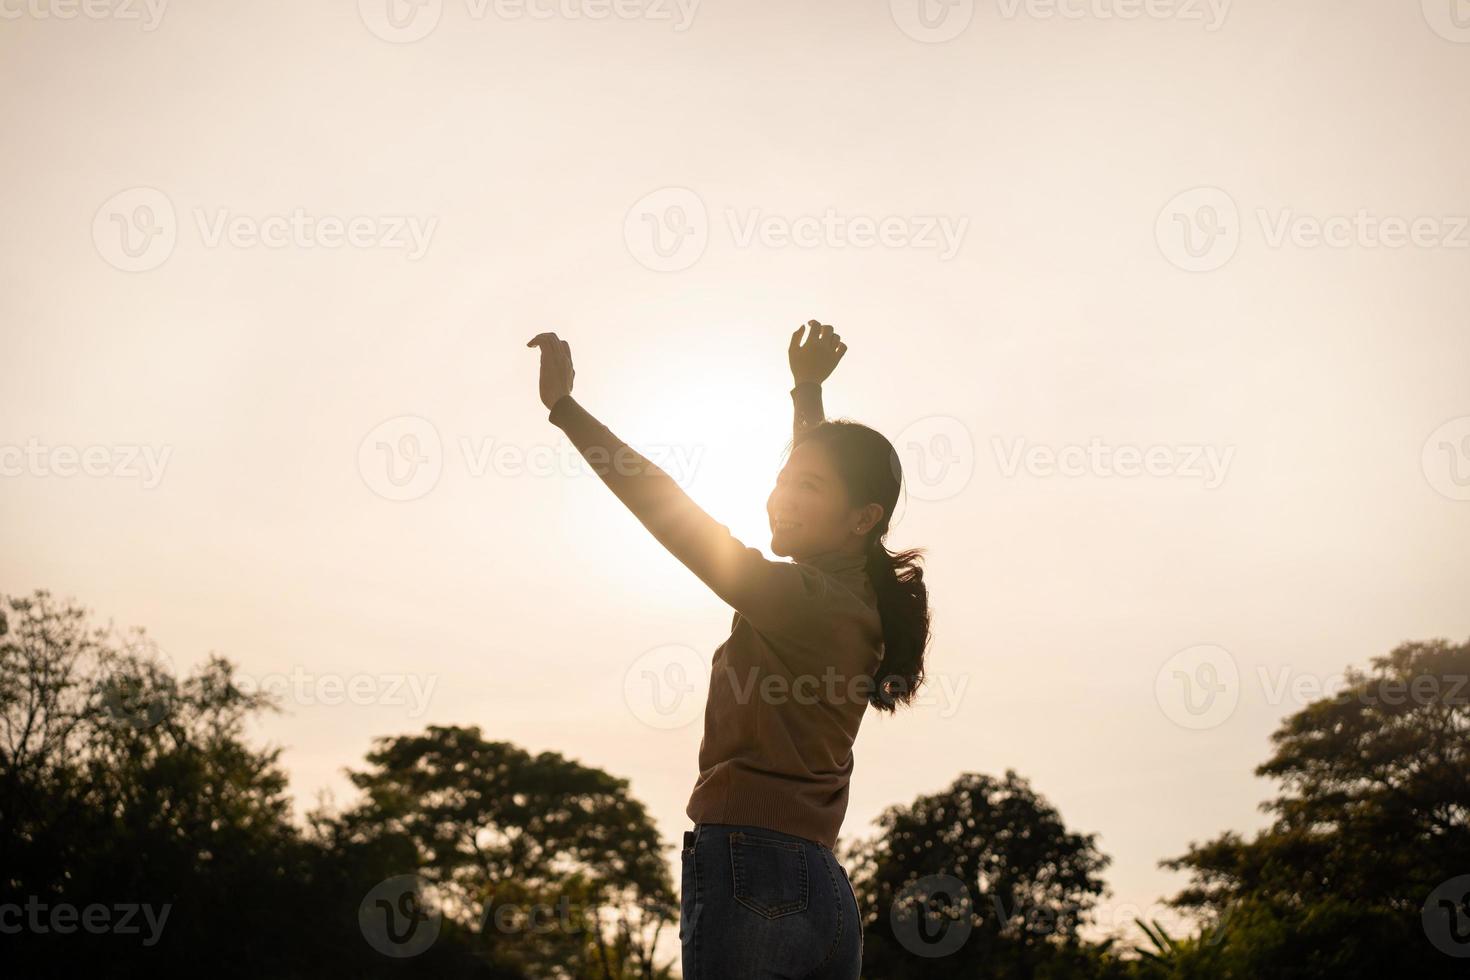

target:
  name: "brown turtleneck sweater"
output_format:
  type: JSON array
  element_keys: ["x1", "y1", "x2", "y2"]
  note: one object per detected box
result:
[{"x1": 546, "y1": 383, "x2": 883, "y2": 849}]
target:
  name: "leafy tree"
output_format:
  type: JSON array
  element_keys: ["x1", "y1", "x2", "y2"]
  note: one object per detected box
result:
[
  {"x1": 844, "y1": 770, "x2": 1114, "y2": 978},
  {"x1": 0, "y1": 590, "x2": 512, "y2": 978},
  {"x1": 1160, "y1": 638, "x2": 1470, "y2": 979},
  {"x1": 336, "y1": 725, "x2": 677, "y2": 979}
]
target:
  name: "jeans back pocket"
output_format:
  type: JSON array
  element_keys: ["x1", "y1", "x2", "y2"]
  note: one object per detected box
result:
[{"x1": 728, "y1": 831, "x2": 809, "y2": 919}]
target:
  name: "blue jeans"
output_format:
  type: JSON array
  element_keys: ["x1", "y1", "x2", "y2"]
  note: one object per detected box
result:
[{"x1": 680, "y1": 822, "x2": 862, "y2": 979}]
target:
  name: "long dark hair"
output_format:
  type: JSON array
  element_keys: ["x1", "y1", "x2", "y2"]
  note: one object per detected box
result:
[{"x1": 796, "y1": 420, "x2": 931, "y2": 713}]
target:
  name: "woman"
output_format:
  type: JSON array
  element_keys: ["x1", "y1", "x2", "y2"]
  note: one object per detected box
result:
[{"x1": 527, "y1": 320, "x2": 931, "y2": 979}]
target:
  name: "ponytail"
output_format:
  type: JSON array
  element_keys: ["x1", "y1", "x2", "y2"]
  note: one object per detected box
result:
[{"x1": 864, "y1": 538, "x2": 930, "y2": 712}]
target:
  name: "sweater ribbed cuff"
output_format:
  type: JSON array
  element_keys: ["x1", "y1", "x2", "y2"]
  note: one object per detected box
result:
[{"x1": 547, "y1": 393, "x2": 578, "y2": 427}]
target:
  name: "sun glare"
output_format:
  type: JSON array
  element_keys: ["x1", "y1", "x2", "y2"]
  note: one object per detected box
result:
[{"x1": 607, "y1": 373, "x2": 792, "y2": 574}]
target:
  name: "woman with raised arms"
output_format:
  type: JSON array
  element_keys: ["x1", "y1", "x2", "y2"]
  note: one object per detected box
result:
[{"x1": 526, "y1": 321, "x2": 931, "y2": 979}]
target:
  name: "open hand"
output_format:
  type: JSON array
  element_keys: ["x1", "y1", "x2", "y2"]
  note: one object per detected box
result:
[
  {"x1": 526, "y1": 332, "x2": 575, "y2": 411},
  {"x1": 788, "y1": 320, "x2": 847, "y2": 386}
]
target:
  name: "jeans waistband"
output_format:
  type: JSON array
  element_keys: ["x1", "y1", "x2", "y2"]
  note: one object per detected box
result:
[{"x1": 685, "y1": 822, "x2": 826, "y2": 851}]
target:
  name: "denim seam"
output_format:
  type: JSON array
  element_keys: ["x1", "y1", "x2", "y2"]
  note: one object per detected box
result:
[
  {"x1": 691, "y1": 834, "x2": 702, "y2": 979},
  {"x1": 802, "y1": 847, "x2": 845, "y2": 978}
]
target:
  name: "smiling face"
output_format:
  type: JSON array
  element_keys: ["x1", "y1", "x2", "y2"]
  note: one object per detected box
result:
[{"x1": 767, "y1": 439, "x2": 881, "y2": 560}]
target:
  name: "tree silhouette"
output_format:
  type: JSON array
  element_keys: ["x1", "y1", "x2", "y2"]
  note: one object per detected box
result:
[
  {"x1": 1160, "y1": 637, "x2": 1470, "y2": 979},
  {"x1": 0, "y1": 590, "x2": 301, "y2": 975},
  {"x1": 0, "y1": 590, "x2": 512, "y2": 978},
  {"x1": 337, "y1": 725, "x2": 677, "y2": 978},
  {"x1": 844, "y1": 770, "x2": 1113, "y2": 978}
]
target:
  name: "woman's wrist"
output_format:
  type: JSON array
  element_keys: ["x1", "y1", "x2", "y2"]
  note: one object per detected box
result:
[{"x1": 547, "y1": 391, "x2": 576, "y2": 423}]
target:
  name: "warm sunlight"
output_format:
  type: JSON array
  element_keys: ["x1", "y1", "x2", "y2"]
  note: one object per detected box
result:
[
  {"x1": 603, "y1": 354, "x2": 796, "y2": 571},
  {"x1": 9, "y1": 6, "x2": 1469, "y2": 977}
]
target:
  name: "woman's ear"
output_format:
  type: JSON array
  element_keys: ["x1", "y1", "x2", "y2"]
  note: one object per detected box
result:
[{"x1": 853, "y1": 502, "x2": 885, "y2": 535}]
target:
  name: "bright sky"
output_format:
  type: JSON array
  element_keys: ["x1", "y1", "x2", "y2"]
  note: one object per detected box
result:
[{"x1": 4, "y1": 0, "x2": 1469, "y2": 954}]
